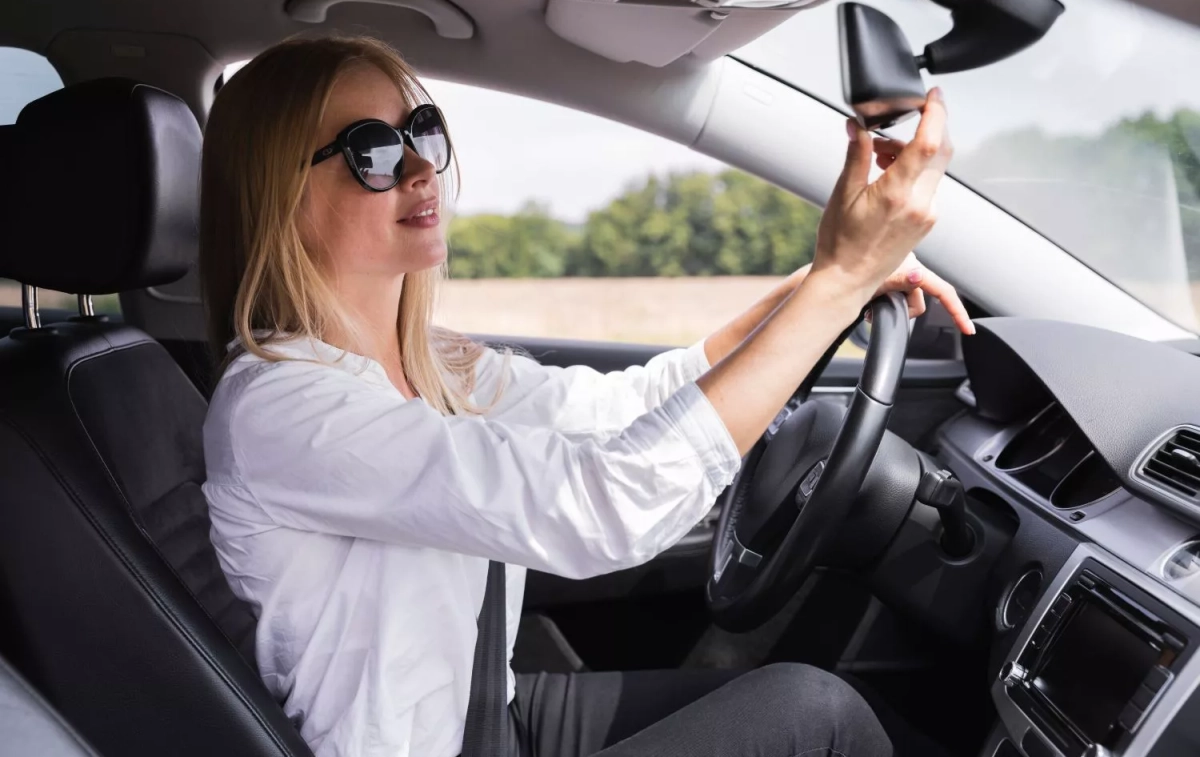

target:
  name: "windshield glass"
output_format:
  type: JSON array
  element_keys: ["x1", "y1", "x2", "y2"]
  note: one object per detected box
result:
[{"x1": 738, "y1": 0, "x2": 1200, "y2": 331}]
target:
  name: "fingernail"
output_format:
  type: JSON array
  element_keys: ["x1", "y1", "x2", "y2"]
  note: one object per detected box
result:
[
  {"x1": 930, "y1": 87, "x2": 944, "y2": 103},
  {"x1": 968, "y1": 321, "x2": 977, "y2": 335},
  {"x1": 846, "y1": 120, "x2": 857, "y2": 140},
  {"x1": 907, "y1": 269, "x2": 922, "y2": 284}
]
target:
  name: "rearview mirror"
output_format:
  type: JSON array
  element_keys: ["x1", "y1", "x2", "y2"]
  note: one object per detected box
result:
[{"x1": 839, "y1": 0, "x2": 1064, "y2": 130}]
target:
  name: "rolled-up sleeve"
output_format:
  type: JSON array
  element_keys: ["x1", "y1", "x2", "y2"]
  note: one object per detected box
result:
[
  {"x1": 475, "y1": 340, "x2": 712, "y2": 435},
  {"x1": 224, "y1": 359, "x2": 740, "y2": 579}
]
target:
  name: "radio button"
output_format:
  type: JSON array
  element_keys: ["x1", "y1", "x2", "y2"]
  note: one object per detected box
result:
[
  {"x1": 1143, "y1": 665, "x2": 1172, "y2": 694},
  {"x1": 1131, "y1": 683, "x2": 1156, "y2": 710},
  {"x1": 1118, "y1": 702, "x2": 1145, "y2": 732},
  {"x1": 1029, "y1": 628, "x2": 1049, "y2": 649},
  {"x1": 1049, "y1": 593, "x2": 1072, "y2": 617},
  {"x1": 1029, "y1": 620, "x2": 1056, "y2": 649}
]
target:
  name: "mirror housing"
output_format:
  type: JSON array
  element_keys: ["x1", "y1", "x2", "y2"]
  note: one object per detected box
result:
[
  {"x1": 839, "y1": 0, "x2": 1064, "y2": 129},
  {"x1": 920, "y1": 0, "x2": 1065, "y2": 74},
  {"x1": 838, "y1": 3, "x2": 926, "y2": 130}
]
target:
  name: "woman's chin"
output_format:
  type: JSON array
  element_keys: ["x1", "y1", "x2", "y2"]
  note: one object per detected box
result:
[{"x1": 404, "y1": 240, "x2": 448, "y2": 273}]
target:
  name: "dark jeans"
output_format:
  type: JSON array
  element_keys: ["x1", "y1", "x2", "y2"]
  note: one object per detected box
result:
[{"x1": 510, "y1": 664, "x2": 894, "y2": 757}]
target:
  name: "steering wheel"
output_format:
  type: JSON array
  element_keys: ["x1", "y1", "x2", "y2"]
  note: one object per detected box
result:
[{"x1": 706, "y1": 292, "x2": 910, "y2": 631}]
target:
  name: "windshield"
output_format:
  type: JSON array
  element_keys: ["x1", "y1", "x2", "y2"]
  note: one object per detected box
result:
[{"x1": 738, "y1": 0, "x2": 1200, "y2": 331}]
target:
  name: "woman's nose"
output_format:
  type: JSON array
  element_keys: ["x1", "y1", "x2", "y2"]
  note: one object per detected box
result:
[{"x1": 398, "y1": 144, "x2": 435, "y2": 192}]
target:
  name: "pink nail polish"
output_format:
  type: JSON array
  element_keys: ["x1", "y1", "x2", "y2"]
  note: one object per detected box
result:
[
  {"x1": 845, "y1": 120, "x2": 857, "y2": 140},
  {"x1": 907, "y1": 269, "x2": 922, "y2": 284}
]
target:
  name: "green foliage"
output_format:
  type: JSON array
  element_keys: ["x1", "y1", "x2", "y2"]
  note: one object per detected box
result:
[
  {"x1": 447, "y1": 201, "x2": 573, "y2": 279},
  {"x1": 447, "y1": 170, "x2": 822, "y2": 278}
]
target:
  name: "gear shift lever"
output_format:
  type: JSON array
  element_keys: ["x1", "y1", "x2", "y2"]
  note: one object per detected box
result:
[{"x1": 915, "y1": 468, "x2": 975, "y2": 558}]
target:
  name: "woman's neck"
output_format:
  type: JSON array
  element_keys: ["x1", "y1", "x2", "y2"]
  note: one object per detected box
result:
[{"x1": 326, "y1": 272, "x2": 414, "y2": 398}]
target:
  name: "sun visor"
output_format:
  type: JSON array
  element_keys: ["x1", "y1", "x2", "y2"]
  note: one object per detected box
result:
[{"x1": 545, "y1": 0, "x2": 820, "y2": 67}]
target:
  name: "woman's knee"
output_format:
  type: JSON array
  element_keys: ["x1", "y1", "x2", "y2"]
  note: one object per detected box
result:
[{"x1": 741, "y1": 663, "x2": 892, "y2": 756}]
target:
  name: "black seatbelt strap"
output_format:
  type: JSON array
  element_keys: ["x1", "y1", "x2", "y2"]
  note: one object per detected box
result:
[{"x1": 460, "y1": 560, "x2": 508, "y2": 757}]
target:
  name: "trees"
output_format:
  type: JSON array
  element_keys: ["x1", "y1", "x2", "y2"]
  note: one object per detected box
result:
[
  {"x1": 447, "y1": 169, "x2": 822, "y2": 278},
  {"x1": 447, "y1": 201, "x2": 573, "y2": 279},
  {"x1": 448, "y1": 109, "x2": 1200, "y2": 292}
]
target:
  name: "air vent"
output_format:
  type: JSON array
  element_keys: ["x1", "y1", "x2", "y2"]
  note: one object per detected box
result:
[{"x1": 1141, "y1": 428, "x2": 1200, "y2": 500}]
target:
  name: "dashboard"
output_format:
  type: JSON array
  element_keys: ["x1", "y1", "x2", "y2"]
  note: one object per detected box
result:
[{"x1": 922, "y1": 317, "x2": 1200, "y2": 757}]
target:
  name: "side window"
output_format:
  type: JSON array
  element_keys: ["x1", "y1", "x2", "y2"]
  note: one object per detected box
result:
[
  {"x1": 0, "y1": 48, "x2": 120, "y2": 316},
  {"x1": 422, "y1": 80, "x2": 848, "y2": 351}
]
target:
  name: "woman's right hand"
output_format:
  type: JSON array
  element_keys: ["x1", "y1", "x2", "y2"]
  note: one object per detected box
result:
[
  {"x1": 698, "y1": 89, "x2": 953, "y2": 454},
  {"x1": 810, "y1": 88, "x2": 953, "y2": 304}
]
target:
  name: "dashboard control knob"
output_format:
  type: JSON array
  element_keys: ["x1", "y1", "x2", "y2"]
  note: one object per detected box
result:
[{"x1": 1000, "y1": 661, "x2": 1028, "y2": 688}]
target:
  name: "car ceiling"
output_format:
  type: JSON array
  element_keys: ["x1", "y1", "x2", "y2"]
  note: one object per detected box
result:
[
  {"x1": 3, "y1": 0, "x2": 1195, "y2": 122},
  {"x1": 0, "y1": 0, "x2": 795, "y2": 127}
]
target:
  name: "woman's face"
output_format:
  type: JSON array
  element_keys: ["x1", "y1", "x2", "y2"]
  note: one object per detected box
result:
[{"x1": 300, "y1": 64, "x2": 445, "y2": 280}]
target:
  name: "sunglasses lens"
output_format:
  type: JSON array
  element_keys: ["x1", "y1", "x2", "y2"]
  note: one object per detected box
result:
[
  {"x1": 345, "y1": 122, "x2": 405, "y2": 190},
  {"x1": 410, "y1": 107, "x2": 451, "y2": 173}
]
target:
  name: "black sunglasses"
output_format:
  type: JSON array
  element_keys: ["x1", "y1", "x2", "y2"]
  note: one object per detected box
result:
[{"x1": 310, "y1": 104, "x2": 452, "y2": 192}]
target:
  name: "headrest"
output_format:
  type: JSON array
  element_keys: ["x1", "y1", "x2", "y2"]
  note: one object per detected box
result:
[{"x1": 0, "y1": 78, "x2": 199, "y2": 294}]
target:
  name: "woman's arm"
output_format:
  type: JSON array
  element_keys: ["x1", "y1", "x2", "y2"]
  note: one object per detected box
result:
[
  {"x1": 701, "y1": 92, "x2": 955, "y2": 452},
  {"x1": 701, "y1": 254, "x2": 974, "y2": 369},
  {"x1": 217, "y1": 358, "x2": 740, "y2": 580},
  {"x1": 474, "y1": 342, "x2": 712, "y2": 436}
]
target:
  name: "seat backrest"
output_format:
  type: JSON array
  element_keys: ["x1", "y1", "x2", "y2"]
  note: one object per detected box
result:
[
  {"x1": 0, "y1": 652, "x2": 100, "y2": 757},
  {"x1": 0, "y1": 79, "x2": 311, "y2": 757}
]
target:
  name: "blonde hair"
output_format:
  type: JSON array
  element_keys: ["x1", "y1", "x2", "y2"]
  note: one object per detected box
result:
[{"x1": 200, "y1": 35, "x2": 491, "y2": 416}]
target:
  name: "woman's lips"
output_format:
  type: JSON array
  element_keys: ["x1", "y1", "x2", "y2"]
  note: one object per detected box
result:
[
  {"x1": 399, "y1": 209, "x2": 439, "y2": 228},
  {"x1": 399, "y1": 199, "x2": 439, "y2": 228}
]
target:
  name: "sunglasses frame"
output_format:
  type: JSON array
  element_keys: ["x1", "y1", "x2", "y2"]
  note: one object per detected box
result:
[{"x1": 310, "y1": 103, "x2": 452, "y2": 192}]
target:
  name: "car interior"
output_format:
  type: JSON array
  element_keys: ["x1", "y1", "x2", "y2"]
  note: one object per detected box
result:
[{"x1": 0, "y1": 1, "x2": 1199, "y2": 757}]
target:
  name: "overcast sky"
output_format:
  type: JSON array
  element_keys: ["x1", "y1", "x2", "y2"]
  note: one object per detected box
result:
[{"x1": 3, "y1": 0, "x2": 1197, "y2": 222}]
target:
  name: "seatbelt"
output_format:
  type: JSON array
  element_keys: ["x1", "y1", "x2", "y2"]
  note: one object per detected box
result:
[{"x1": 460, "y1": 560, "x2": 508, "y2": 757}]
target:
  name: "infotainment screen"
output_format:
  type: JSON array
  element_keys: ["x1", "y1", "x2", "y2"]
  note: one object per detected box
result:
[{"x1": 1034, "y1": 599, "x2": 1160, "y2": 742}]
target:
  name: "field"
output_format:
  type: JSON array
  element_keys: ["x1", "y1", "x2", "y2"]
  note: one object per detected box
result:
[
  {"x1": 0, "y1": 276, "x2": 877, "y2": 357},
  {"x1": 436, "y1": 276, "x2": 870, "y2": 357},
  {"x1": 435, "y1": 276, "x2": 790, "y2": 346}
]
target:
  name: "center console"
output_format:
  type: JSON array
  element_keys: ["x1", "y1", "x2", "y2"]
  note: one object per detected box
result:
[{"x1": 992, "y1": 544, "x2": 1200, "y2": 757}]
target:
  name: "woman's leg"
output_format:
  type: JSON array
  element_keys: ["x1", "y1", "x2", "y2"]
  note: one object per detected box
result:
[
  {"x1": 512, "y1": 664, "x2": 892, "y2": 757},
  {"x1": 512, "y1": 667, "x2": 741, "y2": 756},
  {"x1": 596, "y1": 664, "x2": 891, "y2": 757}
]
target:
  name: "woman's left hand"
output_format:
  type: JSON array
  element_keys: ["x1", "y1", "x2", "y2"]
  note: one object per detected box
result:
[{"x1": 873, "y1": 252, "x2": 975, "y2": 335}]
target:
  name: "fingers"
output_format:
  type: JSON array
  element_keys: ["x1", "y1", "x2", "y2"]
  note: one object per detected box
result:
[
  {"x1": 916, "y1": 267, "x2": 976, "y2": 335},
  {"x1": 873, "y1": 137, "x2": 902, "y2": 171},
  {"x1": 874, "y1": 255, "x2": 975, "y2": 335},
  {"x1": 906, "y1": 287, "x2": 926, "y2": 319},
  {"x1": 873, "y1": 137, "x2": 904, "y2": 157},
  {"x1": 836, "y1": 119, "x2": 875, "y2": 197},
  {"x1": 883, "y1": 88, "x2": 952, "y2": 189}
]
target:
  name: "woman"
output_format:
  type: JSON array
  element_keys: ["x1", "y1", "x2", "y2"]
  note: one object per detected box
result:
[{"x1": 200, "y1": 36, "x2": 968, "y2": 757}]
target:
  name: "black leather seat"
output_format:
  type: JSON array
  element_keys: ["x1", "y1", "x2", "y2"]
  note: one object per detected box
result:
[
  {"x1": 0, "y1": 653, "x2": 100, "y2": 757},
  {"x1": 0, "y1": 79, "x2": 312, "y2": 757}
]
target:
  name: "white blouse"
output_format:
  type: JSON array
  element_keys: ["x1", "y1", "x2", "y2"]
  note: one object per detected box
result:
[{"x1": 202, "y1": 335, "x2": 742, "y2": 757}]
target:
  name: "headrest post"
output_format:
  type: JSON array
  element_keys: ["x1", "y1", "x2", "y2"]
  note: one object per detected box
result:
[
  {"x1": 21, "y1": 285, "x2": 40, "y2": 329},
  {"x1": 78, "y1": 294, "x2": 95, "y2": 318}
]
